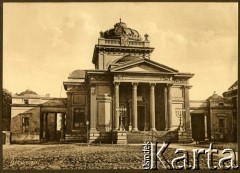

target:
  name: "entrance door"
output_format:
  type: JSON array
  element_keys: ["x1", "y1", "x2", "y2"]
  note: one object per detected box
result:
[
  {"x1": 191, "y1": 114, "x2": 205, "y2": 141},
  {"x1": 48, "y1": 113, "x2": 58, "y2": 141},
  {"x1": 2, "y1": 133, "x2": 6, "y2": 144},
  {"x1": 138, "y1": 106, "x2": 145, "y2": 131}
]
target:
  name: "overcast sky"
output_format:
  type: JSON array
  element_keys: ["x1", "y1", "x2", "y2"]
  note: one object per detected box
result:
[{"x1": 3, "y1": 2, "x2": 238, "y2": 100}]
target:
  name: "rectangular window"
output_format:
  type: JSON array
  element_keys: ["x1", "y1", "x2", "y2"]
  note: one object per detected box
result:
[
  {"x1": 218, "y1": 118, "x2": 225, "y2": 133},
  {"x1": 22, "y1": 117, "x2": 29, "y2": 132},
  {"x1": 24, "y1": 99, "x2": 29, "y2": 104},
  {"x1": 73, "y1": 108, "x2": 85, "y2": 129}
]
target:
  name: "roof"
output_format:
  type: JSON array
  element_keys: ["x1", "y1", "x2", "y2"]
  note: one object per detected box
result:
[
  {"x1": 228, "y1": 80, "x2": 238, "y2": 90},
  {"x1": 100, "y1": 20, "x2": 142, "y2": 41},
  {"x1": 113, "y1": 55, "x2": 143, "y2": 65},
  {"x1": 68, "y1": 70, "x2": 86, "y2": 79},
  {"x1": 16, "y1": 89, "x2": 39, "y2": 97},
  {"x1": 207, "y1": 91, "x2": 224, "y2": 100},
  {"x1": 41, "y1": 98, "x2": 67, "y2": 107},
  {"x1": 110, "y1": 58, "x2": 179, "y2": 74},
  {"x1": 223, "y1": 81, "x2": 238, "y2": 98}
]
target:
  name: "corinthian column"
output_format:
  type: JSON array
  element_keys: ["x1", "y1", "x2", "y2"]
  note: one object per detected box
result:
[
  {"x1": 132, "y1": 82, "x2": 138, "y2": 131},
  {"x1": 114, "y1": 82, "x2": 120, "y2": 130},
  {"x1": 164, "y1": 86, "x2": 169, "y2": 130},
  {"x1": 150, "y1": 83, "x2": 156, "y2": 131},
  {"x1": 167, "y1": 84, "x2": 172, "y2": 129}
]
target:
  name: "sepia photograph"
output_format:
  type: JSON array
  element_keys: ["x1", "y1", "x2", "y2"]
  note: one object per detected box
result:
[{"x1": 2, "y1": 2, "x2": 238, "y2": 171}]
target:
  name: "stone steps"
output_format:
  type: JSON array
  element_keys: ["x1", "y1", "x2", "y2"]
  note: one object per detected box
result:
[
  {"x1": 65, "y1": 133, "x2": 86, "y2": 142},
  {"x1": 126, "y1": 130, "x2": 178, "y2": 143},
  {"x1": 178, "y1": 130, "x2": 193, "y2": 143}
]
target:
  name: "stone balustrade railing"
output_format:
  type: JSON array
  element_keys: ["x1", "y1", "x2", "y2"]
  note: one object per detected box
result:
[{"x1": 98, "y1": 38, "x2": 150, "y2": 47}]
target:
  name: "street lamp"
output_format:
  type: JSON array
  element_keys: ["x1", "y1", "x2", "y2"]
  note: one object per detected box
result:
[
  {"x1": 86, "y1": 120, "x2": 89, "y2": 145},
  {"x1": 116, "y1": 106, "x2": 127, "y2": 131},
  {"x1": 175, "y1": 108, "x2": 185, "y2": 131}
]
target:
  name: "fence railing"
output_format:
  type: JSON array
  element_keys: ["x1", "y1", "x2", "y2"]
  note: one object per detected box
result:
[{"x1": 98, "y1": 38, "x2": 150, "y2": 47}]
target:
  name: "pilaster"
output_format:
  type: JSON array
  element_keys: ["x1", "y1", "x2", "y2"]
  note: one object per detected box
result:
[{"x1": 90, "y1": 85, "x2": 97, "y2": 132}]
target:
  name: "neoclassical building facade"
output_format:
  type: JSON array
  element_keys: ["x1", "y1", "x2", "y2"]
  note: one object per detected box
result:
[{"x1": 63, "y1": 20, "x2": 194, "y2": 143}]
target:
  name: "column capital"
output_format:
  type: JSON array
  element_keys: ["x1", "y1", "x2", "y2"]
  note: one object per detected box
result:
[
  {"x1": 91, "y1": 85, "x2": 96, "y2": 94},
  {"x1": 149, "y1": 83, "x2": 156, "y2": 87},
  {"x1": 166, "y1": 83, "x2": 173, "y2": 88},
  {"x1": 183, "y1": 85, "x2": 192, "y2": 89},
  {"x1": 113, "y1": 82, "x2": 120, "y2": 86},
  {"x1": 132, "y1": 82, "x2": 139, "y2": 86}
]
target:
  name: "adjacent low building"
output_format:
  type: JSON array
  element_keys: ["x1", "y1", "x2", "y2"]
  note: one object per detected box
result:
[
  {"x1": 223, "y1": 81, "x2": 238, "y2": 142},
  {"x1": 10, "y1": 89, "x2": 67, "y2": 143},
  {"x1": 190, "y1": 83, "x2": 237, "y2": 142}
]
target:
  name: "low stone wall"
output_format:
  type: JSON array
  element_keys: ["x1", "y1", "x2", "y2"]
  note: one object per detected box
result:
[
  {"x1": 89, "y1": 131, "x2": 113, "y2": 143},
  {"x1": 11, "y1": 133, "x2": 40, "y2": 144}
]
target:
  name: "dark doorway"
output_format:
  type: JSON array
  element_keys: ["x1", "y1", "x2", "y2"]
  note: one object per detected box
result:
[
  {"x1": 138, "y1": 106, "x2": 145, "y2": 131},
  {"x1": 47, "y1": 113, "x2": 57, "y2": 141},
  {"x1": 41, "y1": 113, "x2": 61, "y2": 142},
  {"x1": 2, "y1": 133, "x2": 6, "y2": 144},
  {"x1": 191, "y1": 114, "x2": 205, "y2": 142}
]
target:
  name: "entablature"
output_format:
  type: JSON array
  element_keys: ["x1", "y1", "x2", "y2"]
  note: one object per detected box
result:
[
  {"x1": 92, "y1": 45, "x2": 154, "y2": 64},
  {"x1": 87, "y1": 71, "x2": 112, "y2": 84},
  {"x1": 113, "y1": 73, "x2": 173, "y2": 84}
]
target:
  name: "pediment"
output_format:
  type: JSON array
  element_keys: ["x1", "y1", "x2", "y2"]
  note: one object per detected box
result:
[{"x1": 110, "y1": 59, "x2": 178, "y2": 74}]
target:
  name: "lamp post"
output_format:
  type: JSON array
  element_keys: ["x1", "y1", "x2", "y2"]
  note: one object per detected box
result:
[
  {"x1": 86, "y1": 120, "x2": 89, "y2": 145},
  {"x1": 116, "y1": 106, "x2": 127, "y2": 131},
  {"x1": 175, "y1": 108, "x2": 185, "y2": 131}
]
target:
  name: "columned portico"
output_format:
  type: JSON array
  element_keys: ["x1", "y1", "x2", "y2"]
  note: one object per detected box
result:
[
  {"x1": 149, "y1": 83, "x2": 156, "y2": 131},
  {"x1": 40, "y1": 104, "x2": 67, "y2": 143},
  {"x1": 132, "y1": 82, "x2": 138, "y2": 131}
]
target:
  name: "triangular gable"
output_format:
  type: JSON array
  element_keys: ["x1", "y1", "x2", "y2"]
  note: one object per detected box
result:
[{"x1": 110, "y1": 59, "x2": 178, "y2": 73}]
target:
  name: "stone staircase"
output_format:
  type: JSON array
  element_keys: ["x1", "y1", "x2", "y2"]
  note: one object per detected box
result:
[
  {"x1": 178, "y1": 130, "x2": 193, "y2": 143},
  {"x1": 126, "y1": 130, "x2": 178, "y2": 144},
  {"x1": 65, "y1": 132, "x2": 86, "y2": 142},
  {"x1": 64, "y1": 129, "x2": 192, "y2": 144}
]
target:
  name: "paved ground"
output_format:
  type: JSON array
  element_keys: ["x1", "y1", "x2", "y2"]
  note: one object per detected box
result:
[{"x1": 3, "y1": 143, "x2": 228, "y2": 170}]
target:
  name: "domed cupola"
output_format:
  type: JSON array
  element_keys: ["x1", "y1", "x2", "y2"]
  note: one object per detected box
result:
[
  {"x1": 93, "y1": 20, "x2": 154, "y2": 70},
  {"x1": 100, "y1": 19, "x2": 142, "y2": 41}
]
